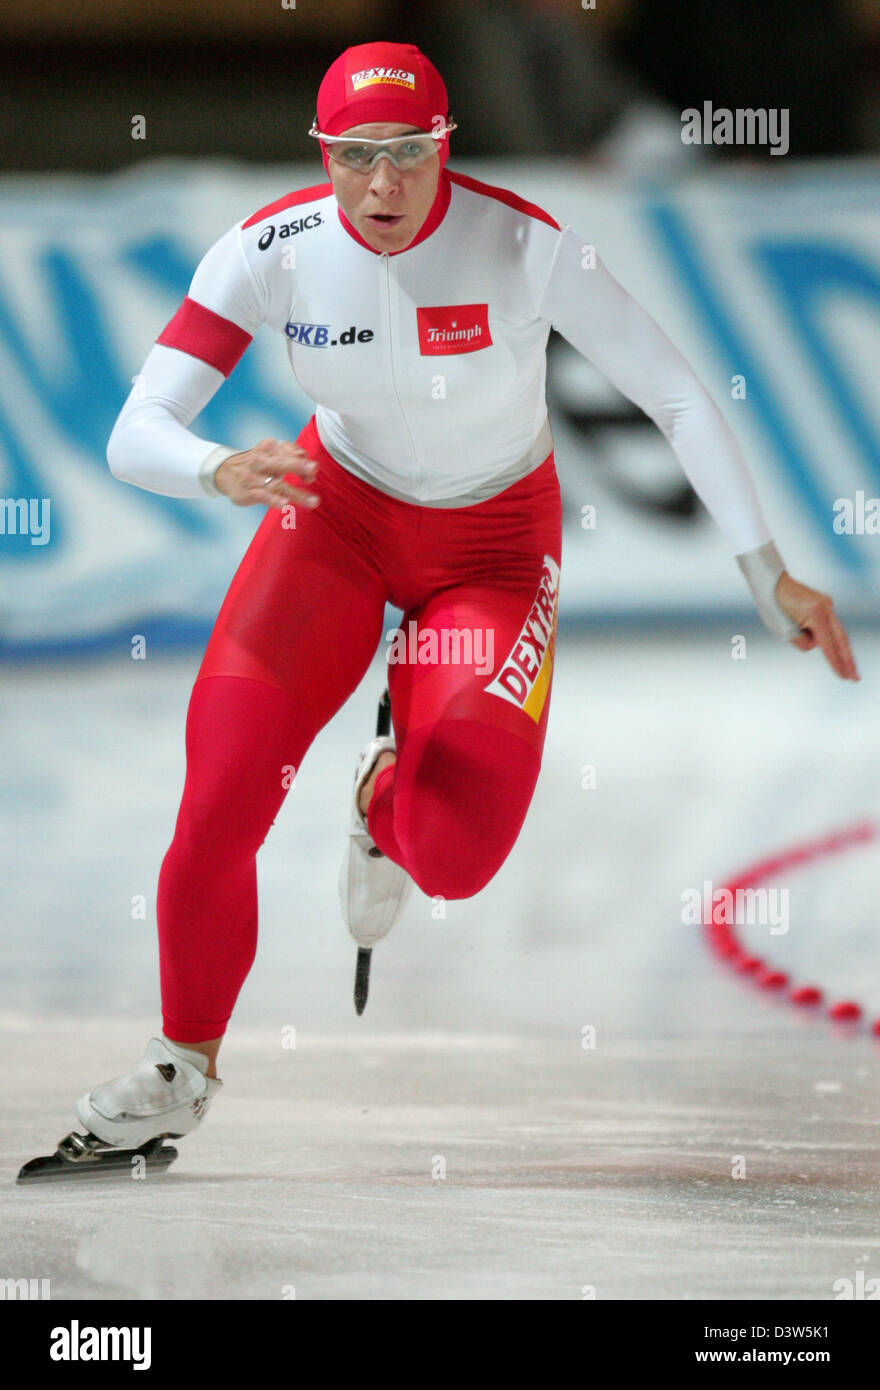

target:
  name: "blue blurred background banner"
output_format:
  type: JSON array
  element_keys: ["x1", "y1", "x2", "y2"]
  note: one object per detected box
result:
[{"x1": 1, "y1": 157, "x2": 877, "y2": 658}]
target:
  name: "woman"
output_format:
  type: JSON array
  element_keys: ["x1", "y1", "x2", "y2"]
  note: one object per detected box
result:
[{"x1": 78, "y1": 41, "x2": 858, "y2": 1161}]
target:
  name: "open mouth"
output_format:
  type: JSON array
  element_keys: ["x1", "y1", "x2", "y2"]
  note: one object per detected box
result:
[{"x1": 366, "y1": 213, "x2": 403, "y2": 226}]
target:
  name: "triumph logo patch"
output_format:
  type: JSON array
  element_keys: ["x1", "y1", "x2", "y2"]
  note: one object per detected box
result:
[
  {"x1": 484, "y1": 556, "x2": 560, "y2": 723},
  {"x1": 417, "y1": 304, "x2": 492, "y2": 355}
]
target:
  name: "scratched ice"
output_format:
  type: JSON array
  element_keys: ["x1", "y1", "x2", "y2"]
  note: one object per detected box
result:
[{"x1": 2, "y1": 631, "x2": 878, "y2": 1299}]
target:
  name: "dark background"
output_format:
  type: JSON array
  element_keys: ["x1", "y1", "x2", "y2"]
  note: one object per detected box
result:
[{"x1": 1, "y1": 0, "x2": 877, "y2": 171}]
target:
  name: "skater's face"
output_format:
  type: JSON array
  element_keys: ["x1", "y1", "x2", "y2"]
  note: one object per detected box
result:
[{"x1": 327, "y1": 123, "x2": 441, "y2": 254}]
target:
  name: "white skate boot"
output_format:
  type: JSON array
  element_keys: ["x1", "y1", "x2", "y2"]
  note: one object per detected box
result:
[
  {"x1": 339, "y1": 732, "x2": 413, "y2": 950},
  {"x1": 77, "y1": 1036, "x2": 221, "y2": 1149},
  {"x1": 17, "y1": 1036, "x2": 221, "y2": 1182}
]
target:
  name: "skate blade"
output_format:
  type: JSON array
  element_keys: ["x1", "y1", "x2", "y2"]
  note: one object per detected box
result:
[
  {"x1": 376, "y1": 688, "x2": 391, "y2": 737},
  {"x1": 354, "y1": 947, "x2": 372, "y2": 1015},
  {"x1": 16, "y1": 1133, "x2": 179, "y2": 1183},
  {"x1": 349, "y1": 686, "x2": 387, "y2": 1019}
]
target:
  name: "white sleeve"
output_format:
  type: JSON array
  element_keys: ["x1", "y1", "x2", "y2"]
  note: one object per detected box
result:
[
  {"x1": 537, "y1": 226, "x2": 773, "y2": 556},
  {"x1": 107, "y1": 222, "x2": 265, "y2": 499}
]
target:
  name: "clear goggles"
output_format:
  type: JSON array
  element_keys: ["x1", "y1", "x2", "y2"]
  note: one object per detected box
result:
[{"x1": 308, "y1": 122, "x2": 456, "y2": 173}]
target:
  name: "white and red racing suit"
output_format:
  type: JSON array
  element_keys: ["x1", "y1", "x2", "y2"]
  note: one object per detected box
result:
[{"x1": 106, "y1": 168, "x2": 790, "y2": 1041}]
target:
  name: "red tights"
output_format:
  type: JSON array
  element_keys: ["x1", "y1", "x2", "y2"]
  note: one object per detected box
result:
[{"x1": 158, "y1": 418, "x2": 562, "y2": 1041}]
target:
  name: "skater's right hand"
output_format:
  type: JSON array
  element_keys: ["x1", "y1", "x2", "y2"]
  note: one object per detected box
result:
[{"x1": 213, "y1": 438, "x2": 321, "y2": 511}]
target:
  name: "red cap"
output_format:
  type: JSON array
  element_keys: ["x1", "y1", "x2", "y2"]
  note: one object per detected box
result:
[{"x1": 316, "y1": 41, "x2": 450, "y2": 156}]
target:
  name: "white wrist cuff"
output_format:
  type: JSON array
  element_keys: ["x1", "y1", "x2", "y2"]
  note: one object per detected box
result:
[
  {"x1": 735, "y1": 540, "x2": 801, "y2": 641},
  {"x1": 198, "y1": 445, "x2": 237, "y2": 498}
]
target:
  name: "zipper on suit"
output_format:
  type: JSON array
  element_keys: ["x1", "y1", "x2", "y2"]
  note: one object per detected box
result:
[{"x1": 382, "y1": 252, "x2": 421, "y2": 493}]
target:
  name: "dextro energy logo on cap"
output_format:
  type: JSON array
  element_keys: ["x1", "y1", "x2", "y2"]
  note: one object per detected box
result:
[{"x1": 350, "y1": 67, "x2": 416, "y2": 93}]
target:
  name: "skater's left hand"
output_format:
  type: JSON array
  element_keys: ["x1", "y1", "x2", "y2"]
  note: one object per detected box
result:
[{"x1": 775, "y1": 572, "x2": 860, "y2": 681}]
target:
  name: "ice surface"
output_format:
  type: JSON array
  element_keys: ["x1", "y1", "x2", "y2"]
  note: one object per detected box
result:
[{"x1": 2, "y1": 631, "x2": 878, "y2": 1299}]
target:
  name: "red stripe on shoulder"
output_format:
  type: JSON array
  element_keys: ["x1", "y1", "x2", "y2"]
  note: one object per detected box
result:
[
  {"x1": 241, "y1": 183, "x2": 333, "y2": 229},
  {"x1": 156, "y1": 296, "x2": 253, "y2": 377},
  {"x1": 447, "y1": 171, "x2": 560, "y2": 230}
]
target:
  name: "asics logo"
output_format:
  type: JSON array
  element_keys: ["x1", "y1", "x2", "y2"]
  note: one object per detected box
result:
[{"x1": 257, "y1": 213, "x2": 323, "y2": 250}]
